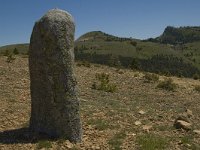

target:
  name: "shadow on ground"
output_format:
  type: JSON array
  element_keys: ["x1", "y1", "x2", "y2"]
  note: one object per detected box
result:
[{"x1": 0, "y1": 128, "x2": 56, "y2": 144}]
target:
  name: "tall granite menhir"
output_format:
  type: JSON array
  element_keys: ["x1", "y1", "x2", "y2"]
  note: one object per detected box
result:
[{"x1": 29, "y1": 9, "x2": 82, "y2": 142}]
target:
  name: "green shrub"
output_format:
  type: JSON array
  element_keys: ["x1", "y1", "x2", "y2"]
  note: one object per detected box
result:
[
  {"x1": 194, "y1": 85, "x2": 200, "y2": 92},
  {"x1": 193, "y1": 73, "x2": 199, "y2": 80},
  {"x1": 143, "y1": 73, "x2": 159, "y2": 83},
  {"x1": 130, "y1": 41, "x2": 137, "y2": 47},
  {"x1": 92, "y1": 73, "x2": 117, "y2": 93},
  {"x1": 37, "y1": 140, "x2": 52, "y2": 149},
  {"x1": 157, "y1": 78, "x2": 177, "y2": 91},
  {"x1": 13, "y1": 48, "x2": 19, "y2": 55},
  {"x1": 130, "y1": 58, "x2": 140, "y2": 70}
]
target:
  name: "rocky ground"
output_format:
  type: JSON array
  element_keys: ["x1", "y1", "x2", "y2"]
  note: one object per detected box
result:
[{"x1": 0, "y1": 56, "x2": 200, "y2": 150}]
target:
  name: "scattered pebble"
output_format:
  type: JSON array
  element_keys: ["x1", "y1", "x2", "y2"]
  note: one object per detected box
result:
[
  {"x1": 174, "y1": 120, "x2": 192, "y2": 130},
  {"x1": 138, "y1": 110, "x2": 146, "y2": 115},
  {"x1": 142, "y1": 125, "x2": 153, "y2": 132},
  {"x1": 134, "y1": 121, "x2": 142, "y2": 126},
  {"x1": 193, "y1": 130, "x2": 200, "y2": 135}
]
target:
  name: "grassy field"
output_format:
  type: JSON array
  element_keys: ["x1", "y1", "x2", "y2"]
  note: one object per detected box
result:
[
  {"x1": 75, "y1": 31, "x2": 182, "y2": 58},
  {"x1": 0, "y1": 56, "x2": 200, "y2": 149}
]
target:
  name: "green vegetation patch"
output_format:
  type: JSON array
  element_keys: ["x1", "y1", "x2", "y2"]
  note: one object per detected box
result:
[
  {"x1": 37, "y1": 140, "x2": 52, "y2": 149},
  {"x1": 108, "y1": 131, "x2": 126, "y2": 150},
  {"x1": 87, "y1": 119, "x2": 110, "y2": 130},
  {"x1": 193, "y1": 73, "x2": 200, "y2": 80},
  {"x1": 143, "y1": 73, "x2": 159, "y2": 83},
  {"x1": 180, "y1": 135, "x2": 200, "y2": 149},
  {"x1": 92, "y1": 73, "x2": 117, "y2": 93},
  {"x1": 136, "y1": 134, "x2": 168, "y2": 150},
  {"x1": 157, "y1": 78, "x2": 177, "y2": 91}
]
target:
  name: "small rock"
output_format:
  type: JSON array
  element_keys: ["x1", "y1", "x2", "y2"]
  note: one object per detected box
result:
[
  {"x1": 174, "y1": 120, "x2": 192, "y2": 130},
  {"x1": 186, "y1": 144, "x2": 191, "y2": 147},
  {"x1": 65, "y1": 140, "x2": 73, "y2": 149},
  {"x1": 176, "y1": 115, "x2": 191, "y2": 123},
  {"x1": 142, "y1": 125, "x2": 152, "y2": 132},
  {"x1": 80, "y1": 98, "x2": 88, "y2": 102},
  {"x1": 138, "y1": 110, "x2": 146, "y2": 115},
  {"x1": 134, "y1": 121, "x2": 142, "y2": 126},
  {"x1": 193, "y1": 130, "x2": 200, "y2": 135},
  {"x1": 91, "y1": 145, "x2": 100, "y2": 149},
  {"x1": 132, "y1": 133, "x2": 136, "y2": 136},
  {"x1": 95, "y1": 146, "x2": 100, "y2": 149},
  {"x1": 127, "y1": 133, "x2": 136, "y2": 136},
  {"x1": 66, "y1": 144, "x2": 73, "y2": 149}
]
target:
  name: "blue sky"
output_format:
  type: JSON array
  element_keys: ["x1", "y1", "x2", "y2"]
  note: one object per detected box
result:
[{"x1": 0, "y1": 0, "x2": 200, "y2": 46}]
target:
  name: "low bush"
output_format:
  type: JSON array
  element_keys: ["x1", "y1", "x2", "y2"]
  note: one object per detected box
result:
[
  {"x1": 157, "y1": 78, "x2": 177, "y2": 91},
  {"x1": 143, "y1": 73, "x2": 159, "y2": 83},
  {"x1": 37, "y1": 140, "x2": 52, "y2": 149},
  {"x1": 92, "y1": 73, "x2": 117, "y2": 93},
  {"x1": 194, "y1": 85, "x2": 200, "y2": 92},
  {"x1": 13, "y1": 48, "x2": 19, "y2": 55},
  {"x1": 193, "y1": 73, "x2": 200, "y2": 80}
]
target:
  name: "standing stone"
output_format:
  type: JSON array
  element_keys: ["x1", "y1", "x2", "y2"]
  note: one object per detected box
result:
[{"x1": 29, "y1": 9, "x2": 82, "y2": 142}]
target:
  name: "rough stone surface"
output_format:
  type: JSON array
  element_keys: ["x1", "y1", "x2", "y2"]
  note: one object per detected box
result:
[
  {"x1": 193, "y1": 130, "x2": 200, "y2": 135},
  {"x1": 138, "y1": 110, "x2": 145, "y2": 115},
  {"x1": 29, "y1": 9, "x2": 82, "y2": 142},
  {"x1": 174, "y1": 120, "x2": 192, "y2": 131},
  {"x1": 134, "y1": 121, "x2": 142, "y2": 126}
]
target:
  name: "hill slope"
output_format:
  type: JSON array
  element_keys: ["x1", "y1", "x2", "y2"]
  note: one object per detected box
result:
[
  {"x1": 1, "y1": 26, "x2": 200, "y2": 78},
  {"x1": 0, "y1": 43, "x2": 29, "y2": 54},
  {"x1": 0, "y1": 56, "x2": 200, "y2": 149},
  {"x1": 75, "y1": 30, "x2": 200, "y2": 77}
]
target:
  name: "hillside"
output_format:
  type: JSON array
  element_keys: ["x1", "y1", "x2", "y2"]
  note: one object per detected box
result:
[
  {"x1": 0, "y1": 56, "x2": 200, "y2": 149},
  {"x1": 75, "y1": 30, "x2": 200, "y2": 77},
  {"x1": 155, "y1": 26, "x2": 200, "y2": 44},
  {"x1": 1, "y1": 26, "x2": 200, "y2": 78},
  {"x1": 0, "y1": 43, "x2": 29, "y2": 55},
  {"x1": 76, "y1": 31, "x2": 132, "y2": 42}
]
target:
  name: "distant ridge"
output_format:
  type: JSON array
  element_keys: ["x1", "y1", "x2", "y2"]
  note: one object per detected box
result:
[
  {"x1": 0, "y1": 43, "x2": 29, "y2": 54},
  {"x1": 152, "y1": 26, "x2": 200, "y2": 44},
  {"x1": 76, "y1": 31, "x2": 132, "y2": 43}
]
